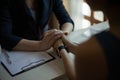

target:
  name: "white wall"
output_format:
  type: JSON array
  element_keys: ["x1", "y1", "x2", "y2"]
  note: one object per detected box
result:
[
  {"x1": 69, "y1": 0, "x2": 104, "y2": 30},
  {"x1": 70, "y1": 0, "x2": 84, "y2": 30}
]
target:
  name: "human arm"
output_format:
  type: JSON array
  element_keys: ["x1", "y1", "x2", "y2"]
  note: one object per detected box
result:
[
  {"x1": 12, "y1": 29, "x2": 63, "y2": 51},
  {"x1": 0, "y1": 0, "x2": 21, "y2": 50},
  {"x1": 0, "y1": 0, "x2": 63, "y2": 51},
  {"x1": 52, "y1": 0, "x2": 74, "y2": 50},
  {"x1": 53, "y1": 23, "x2": 73, "y2": 50},
  {"x1": 61, "y1": 35, "x2": 78, "y2": 54},
  {"x1": 59, "y1": 49, "x2": 76, "y2": 80}
]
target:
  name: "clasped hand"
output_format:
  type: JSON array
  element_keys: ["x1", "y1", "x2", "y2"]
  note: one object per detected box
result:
[{"x1": 41, "y1": 29, "x2": 64, "y2": 50}]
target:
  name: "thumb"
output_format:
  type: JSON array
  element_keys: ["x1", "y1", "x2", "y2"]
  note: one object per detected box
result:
[{"x1": 62, "y1": 35, "x2": 73, "y2": 48}]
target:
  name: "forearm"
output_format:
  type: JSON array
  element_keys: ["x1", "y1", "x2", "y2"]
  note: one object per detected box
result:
[
  {"x1": 54, "y1": 22, "x2": 73, "y2": 48},
  {"x1": 60, "y1": 49, "x2": 76, "y2": 80},
  {"x1": 13, "y1": 39, "x2": 44, "y2": 51},
  {"x1": 61, "y1": 22, "x2": 73, "y2": 33}
]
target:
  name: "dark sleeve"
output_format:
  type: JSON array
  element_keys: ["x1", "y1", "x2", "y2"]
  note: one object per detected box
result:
[
  {"x1": 0, "y1": 0, "x2": 22, "y2": 50},
  {"x1": 53, "y1": 0, "x2": 74, "y2": 30}
]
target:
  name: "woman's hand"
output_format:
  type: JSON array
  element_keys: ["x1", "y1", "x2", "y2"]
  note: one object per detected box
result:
[
  {"x1": 52, "y1": 31, "x2": 69, "y2": 54},
  {"x1": 62, "y1": 34, "x2": 78, "y2": 53},
  {"x1": 41, "y1": 29, "x2": 64, "y2": 51}
]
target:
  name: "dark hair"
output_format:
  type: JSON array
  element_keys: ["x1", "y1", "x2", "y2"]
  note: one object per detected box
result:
[{"x1": 108, "y1": 0, "x2": 120, "y2": 5}]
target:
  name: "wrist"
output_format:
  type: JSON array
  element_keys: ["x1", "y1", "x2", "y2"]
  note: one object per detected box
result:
[
  {"x1": 57, "y1": 45, "x2": 67, "y2": 53},
  {"x1": 38, "y1": 41, "x2": 47, "y2": 51},
  {"x1": 57, "y1": 45, "x2": 68, "y2": 57},
  {"x1": 54, "y1": 39, "x2": 63, "y2": 48}
]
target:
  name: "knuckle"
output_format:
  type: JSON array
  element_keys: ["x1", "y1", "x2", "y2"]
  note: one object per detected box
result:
[
  {"x1": 52, "y1": 29, "x2": 57, "y2": 33},
  {"x1": 53, "y1": 29, "x2": 57, "y2": 31}
]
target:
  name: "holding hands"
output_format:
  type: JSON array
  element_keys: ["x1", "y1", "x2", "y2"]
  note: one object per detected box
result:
[
  {"x1": 61, "y1": 34, "x2": 78, "y2": 54},
  {"x1": 41, "y1": 29, "x2": 64, "y2": 51},
  {"x1": 42, "y1": 29, "x2": 76, "y2": 54}
]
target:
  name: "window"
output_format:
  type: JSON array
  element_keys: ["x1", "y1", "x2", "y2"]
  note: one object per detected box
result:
[{"x1": 70, "y1": 0, "x2": 105, "y2": 30}]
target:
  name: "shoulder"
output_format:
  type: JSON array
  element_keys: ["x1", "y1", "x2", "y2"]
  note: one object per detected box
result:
[
  {"x1": 74, "y1": 35, "x2": 107, "y2": 67},
  {"x1": 75, "y1": 36, "x2": 108, "y2": 80},
  {"x1": 77, "y1": 36, "x2": 103, "y2": 53}
]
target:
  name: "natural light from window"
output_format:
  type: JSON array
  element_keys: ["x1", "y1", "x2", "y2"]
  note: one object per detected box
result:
[{"x1": 70, "y1": 0, "x2": 104, "y2": 30}]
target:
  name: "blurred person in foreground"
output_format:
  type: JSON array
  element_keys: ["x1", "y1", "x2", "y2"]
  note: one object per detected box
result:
[{"x1": 60, "y1": 0, "x2": 120, "y2": 80}]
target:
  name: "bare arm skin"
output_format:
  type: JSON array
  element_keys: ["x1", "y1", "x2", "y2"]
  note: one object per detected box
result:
[
  {"x1": 53, "y1": 22, "x2": 73, "y2": 51},
  {"x1": 13, "y1": 29, "x2": 63, "y2": 51},
  {"x1": 60, "y1": 49, "x2": 76, "y2": 80}
]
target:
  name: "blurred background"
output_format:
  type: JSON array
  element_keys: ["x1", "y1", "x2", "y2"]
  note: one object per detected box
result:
[{"x1": 63, "y1": 0, "x2": 104, "y2": 30}]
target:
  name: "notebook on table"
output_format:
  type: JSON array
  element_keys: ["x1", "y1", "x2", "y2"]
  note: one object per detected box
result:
[{"x1": 0, "y1": 49, "x2": 55, "y2": 76}]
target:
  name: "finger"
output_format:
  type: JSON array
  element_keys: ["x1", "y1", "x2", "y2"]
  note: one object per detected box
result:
[
  {"x1": 47, "y1": 30, "x2": 63, "y2": 40},
  {"x1": 50, "y1": 34, "x2": 63, "y2": 45},
  {"x1": 45, "y1": 30, "x2": 63, "y2": 46},
  {"x1": 62, "y1": 35, "x2": 73, "y2": 47},
  {"x1": 63, "y1": 31, "x2": 69, "y2": 35},
  {"x1": 44, "y1": 29, "x2": 58, "y2": 37}
]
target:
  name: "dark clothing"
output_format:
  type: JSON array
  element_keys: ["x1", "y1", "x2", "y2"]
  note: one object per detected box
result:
[
  {"x1": 95, "y1": 31, "x2": 120, "y2": 80},
  {"x1": 0, "y1": 0, "x2": 74, "y2": 50}
]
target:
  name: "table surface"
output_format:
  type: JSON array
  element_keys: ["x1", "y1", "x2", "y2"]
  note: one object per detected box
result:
[
  {"x1": 0, "y1": 51, "x2": 67, "y2": 80},
  {"x1": 0, "y1": 28, "x2": 81, "y2": 80}
]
